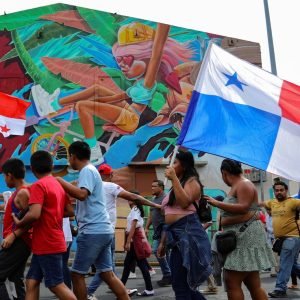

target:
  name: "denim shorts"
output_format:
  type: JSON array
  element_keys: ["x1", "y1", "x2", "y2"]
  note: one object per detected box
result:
[
  {"x1": 26, "y1": 253, "x2": 64, "y2": 288},
  {"x1": 71, "y1": 233, "x2": 113, "y2": 274}
]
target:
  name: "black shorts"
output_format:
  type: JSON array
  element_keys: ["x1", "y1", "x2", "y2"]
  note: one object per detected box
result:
[{"x1": 0, "y1": 238, "x2": 31, "y2": 281}]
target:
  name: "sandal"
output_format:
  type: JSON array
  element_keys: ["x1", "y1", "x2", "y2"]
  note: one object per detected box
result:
[
  {"x1": 288, "y1": 284, "x2": 298, "y2": 289},
  {"x1": 136, "y1": 290, "x2": 154, "y2": 297}
]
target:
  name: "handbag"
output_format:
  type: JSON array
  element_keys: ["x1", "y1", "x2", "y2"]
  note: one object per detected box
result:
[
  {"x1": 215, "y1": 230, "x2": 237, "y2": 254},
  {"x1": 70, "y1": 217, "x2": 79, "y2": 237},
  {"x1": 193, "y1": 198, "x2": 212, "y2": 223},
  {"x1": 216, "y1": 212, "x2": 258, "y2": 255},
  {"x1": 272, "y1": 237, "x2": 286, "y2": 254},
  {"x1": 132, "y1": 227, "x2": 152, "y2": 259}
]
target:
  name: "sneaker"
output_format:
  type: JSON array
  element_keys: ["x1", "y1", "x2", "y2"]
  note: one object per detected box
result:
[
  {"x1": 128, "y1": 272, "x2": 137, "y2": 279},
  {"x1": 136, "y1": 289, "x2": 154, "y2": 296},
  {"x1": 268, "y1": 290, "x2": 288, "y2": 298},
  {"x1": 200, "y1": 286, "x2": 218, "y2": 295},
  {"x1": 127, "y1": 289, "x2": 138, "y2": 296},
  {"x1": 149, "y1": 268, "x2": 156, "y2": 276},
  {"x1": 90, "y1": 143, "x2": 104, "y2": 165},
  {"x1": 87, "y1": 294, "x2": 98, "y2": 300},
  {"x1": 31, "y1": 84, "x2": 60, "y2": 116},
  {"x1": 157, "y1": 276, "x2": 172, "y2": 287}
]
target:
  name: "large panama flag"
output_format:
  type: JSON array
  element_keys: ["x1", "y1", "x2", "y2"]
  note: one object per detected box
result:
[
  {"x1": 0, "y1": 92, "x2": 30, "y2": 137},
  {"x1": 177, "y1": 43, "x2": 300, "y2": 181}
]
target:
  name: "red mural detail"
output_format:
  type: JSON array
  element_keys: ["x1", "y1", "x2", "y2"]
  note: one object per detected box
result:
[
  {"x1": 40, "y1": 10, "x2": 94, "y2": 33},
  {"x1": 0, "y1": 31, "x2": 31, "y2": 94},
  {"x1": 42, "y1": 57, "x2": 123, "y2": 93},
  {"x1": 0, "y1": 127, "x2": 34, "y2": 171}
]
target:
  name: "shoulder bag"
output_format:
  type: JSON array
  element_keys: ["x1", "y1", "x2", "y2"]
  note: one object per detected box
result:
[{"x1": 215, "y1": 212, "x2": 258, "y2": 255}]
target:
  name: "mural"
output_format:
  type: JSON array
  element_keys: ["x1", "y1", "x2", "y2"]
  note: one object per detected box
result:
[{"x1": 0, "y1": 4, "x2": 260, "y2": 187}]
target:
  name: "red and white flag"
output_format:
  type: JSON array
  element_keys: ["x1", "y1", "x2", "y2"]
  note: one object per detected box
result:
[{"x1": 0, "y1": 92, "x2": 30, "y2": 137}]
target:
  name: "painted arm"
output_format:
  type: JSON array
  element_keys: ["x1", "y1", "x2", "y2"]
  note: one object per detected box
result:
[{"x1": 12, "y1": 203, "x2": 42, "y2": 228}]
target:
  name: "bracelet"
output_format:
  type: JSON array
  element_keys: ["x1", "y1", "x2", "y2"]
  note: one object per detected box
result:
[{"x1": 13, "y1": 231, "x2": 17, "y2": 238}]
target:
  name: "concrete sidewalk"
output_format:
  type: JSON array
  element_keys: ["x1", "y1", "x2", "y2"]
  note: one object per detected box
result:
[{"x1": 37, "y1": 267, "x2": 300, "y2": 300}]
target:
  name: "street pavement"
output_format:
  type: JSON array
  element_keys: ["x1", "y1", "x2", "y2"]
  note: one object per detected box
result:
[{"x1": 37, "y1": 267, "x2": 300, "y2": 300}]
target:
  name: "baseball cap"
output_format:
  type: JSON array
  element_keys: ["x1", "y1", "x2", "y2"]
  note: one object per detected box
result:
[{"x1": 98, "y1": 164, "x2": 113, "y2": 175}]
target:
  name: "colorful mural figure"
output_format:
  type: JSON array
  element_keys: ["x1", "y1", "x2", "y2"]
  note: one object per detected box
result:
[{"x1": 0, "y1": 4, "x2": 227, "y2": 179}]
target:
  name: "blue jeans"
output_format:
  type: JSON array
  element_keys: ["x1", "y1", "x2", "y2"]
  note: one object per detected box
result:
[
  {"x1": 275, "y1": 237, "x2": 300, "y2": 292},
  {"x1": 87, "y1": 236, "x2": 116, "y2": 295},
  {"x1": 152, "y1": 239, "x2": 171, "y2": 277},
  {"x1": 170, "y1": 246, "x2": 206, "y2": 300},
  {"x1": 72, "y1": 233, "x2": 113, "y2": 275},
  {"x1": 27, "y1": 254, "x2": 64, "y2": 288}
]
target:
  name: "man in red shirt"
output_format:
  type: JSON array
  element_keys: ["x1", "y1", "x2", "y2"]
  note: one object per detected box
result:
[
  {"x1": 13, "y1": 151, "x2": 76, "y2": 300},
  {"x1": 0, "y1": 158, "x2": 31, "y2": 300}
]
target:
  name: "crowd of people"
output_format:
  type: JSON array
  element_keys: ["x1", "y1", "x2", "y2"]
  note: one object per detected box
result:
[{"x1": 0, "y1": 142, "x2": 299, "y2": 300}]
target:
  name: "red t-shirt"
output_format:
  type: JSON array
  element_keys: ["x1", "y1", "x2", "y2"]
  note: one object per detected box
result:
[
  {"x1": 29, "y1": 176, "x2": 69, "y2": 255},
  {"x1": 3, "y1": 187, "x2": 32, "y2": 248}
]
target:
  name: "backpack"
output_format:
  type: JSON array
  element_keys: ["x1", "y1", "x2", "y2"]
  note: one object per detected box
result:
[{"x1": 193, "y1": 197, "x2": 212, "y2": 223}]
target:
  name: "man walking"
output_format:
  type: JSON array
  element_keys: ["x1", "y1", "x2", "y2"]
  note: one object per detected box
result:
[
  {"x1": 87, "y1": 164, "x2": 159, "y2": 299},
  {"x1": 145, "y1": 180, "x2": 171, "y2": 286},
  {"x1": 57, "y1": 141, "x2": 130, "y2": 300},
  {"x1": 263, "y1": 181, "x2": 300, "y2": 298}
]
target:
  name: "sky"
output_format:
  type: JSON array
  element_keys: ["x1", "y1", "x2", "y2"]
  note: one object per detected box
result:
[{"x1": 1, "y1": 0, "x2": 299, "y2": 85}]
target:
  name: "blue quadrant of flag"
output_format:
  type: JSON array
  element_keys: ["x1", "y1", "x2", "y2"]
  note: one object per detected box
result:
[{"x1": 178, "y1": 91, "x2": 281, "y2": 170}]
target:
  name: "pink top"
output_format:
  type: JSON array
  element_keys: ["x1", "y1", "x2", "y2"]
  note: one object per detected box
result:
[{"x1": 162, "y1": 194, "x2": 197, "y2": 216}]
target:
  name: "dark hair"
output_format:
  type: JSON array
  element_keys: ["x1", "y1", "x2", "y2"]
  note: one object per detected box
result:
[
  {"x1": 68, "y1": 141, "x2": 91, "y2": 160},
  {"x1": 168, "y1": 150, "x2": 203, "y2": 206},
  {"x1": 153, "y1": 179, "x2": 164, "y2": 190},
  {"x1": 31, "y1": 151, "x2": 53, "y2": 174},
  {"x1": 273, "y1": 181, "x2": 288, "y2": 190},
  {"x1": 220, "y1": 159, "x2": 242, "y2": 175},
  {"x1": 2, "y1": 158, "x2": 25, "y2": 179},
  {"x1": 129, "y1": 190, "x2": 145, "y2": 218}
]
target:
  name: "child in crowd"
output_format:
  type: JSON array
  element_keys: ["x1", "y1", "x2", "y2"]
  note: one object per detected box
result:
[
  {"x1": 12, "y1": 151, "x2": 76, "y2": 300},
  {"x1": 0, "y1": 158, "x2": 31, "y2": 300}
]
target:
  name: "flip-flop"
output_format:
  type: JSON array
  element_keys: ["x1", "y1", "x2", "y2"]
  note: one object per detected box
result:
[{"x1": 288, "y1": 285, "x2": 298, "y2": 289}]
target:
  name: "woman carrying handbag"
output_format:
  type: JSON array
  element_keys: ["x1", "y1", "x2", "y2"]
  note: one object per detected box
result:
[
  {"x1": 121, "y1": 200, "x2": 154, "y2": 297},
  {"x1": 205, "y1": 159, "x2": 275, "y2": 300}
]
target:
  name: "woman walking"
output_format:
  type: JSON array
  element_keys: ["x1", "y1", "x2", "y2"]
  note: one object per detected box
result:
[
  {"x1": 158, "y1": 150, "x2": 211, "y2": 300},
  {"x1": 121, "y1": 200, "x2": 154, "y2": 297},
  {"x1": 205, "y1": 159, "x2": 275, "y2": 300}
]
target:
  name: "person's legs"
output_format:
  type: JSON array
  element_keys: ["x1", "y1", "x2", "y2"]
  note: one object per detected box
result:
[
  {"x1": 274, "y1": 238, "x2": 300, "y2": 293},
  {"x1": 224, "y1": 270, "x2": 246, "y2": 300},
  {"x1": 153, "y1": 239, "x2": 171, "y2": 278},
  {"x1": 25, "y1": 279, "x2": 40, "y2": 300},
  {"x1": 136, "y1": 258, "x2": 153, "y2": 291},
  {"x1": 0, "y1": 280, "x2": 10, "y2": 300},
  {"x1": 71, "y1": 233, "x2": 113, "y2": 300},
  {"x1": 62, "y1": 242, "x2": 72, "y2": 289},
  {"x1": 170, "y1": 246, "x2": 205, "y2": 300},
  {"x1": 8, "y1": 259, "x2": 28, "y2": 300},
  {"x1": 121, "y1": 245, "x2": 136, "y2": 286},
  {"x1": 36, "y1": 253, "x2": 76, "y2": 299},
  {"x1": 100, "y1": 271, "x2": 129, "y2": 300},
  {"x1": 0, "y1": 238, "x2": 30, "y2": 300},
  {"x1": 243, "y1": 271, "x2": 268, "y2": 300}
]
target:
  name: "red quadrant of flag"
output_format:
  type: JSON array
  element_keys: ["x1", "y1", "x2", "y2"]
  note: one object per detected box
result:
[{"x1": 279, "y1": 80, "x2": 300, "y2": 125}]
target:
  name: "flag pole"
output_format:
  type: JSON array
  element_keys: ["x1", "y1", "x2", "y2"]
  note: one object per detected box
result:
[
  {"x1": 262, "y1": 0, "x2": 278, "y2": 201},
  {"x1": 164, "y1": 145, "x2": 179, "y2": 186}
]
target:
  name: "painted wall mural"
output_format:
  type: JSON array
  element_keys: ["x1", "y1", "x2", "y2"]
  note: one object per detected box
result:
[{"x1": 0, "y1": 4, "x2": 261, "y2": 187}]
